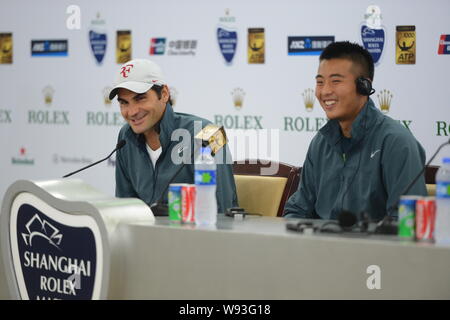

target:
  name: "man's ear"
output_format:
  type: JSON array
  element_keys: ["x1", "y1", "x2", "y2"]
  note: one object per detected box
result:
[{"x1": 161, "y1": 85, "x2": 170, "y2": 103}]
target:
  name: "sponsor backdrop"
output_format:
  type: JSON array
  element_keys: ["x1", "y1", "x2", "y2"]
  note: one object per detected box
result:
[{"x1": 0, "y1": 0, "x2": 449, "y2": 202}]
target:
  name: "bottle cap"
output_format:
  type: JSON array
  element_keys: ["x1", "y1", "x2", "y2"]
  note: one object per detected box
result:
[
  {"x1": 201, "y1": 146, "x2": 212, "y2": 154},
  {"x1": 443, "y1": 157, "x2": 450, "y2": 164}
]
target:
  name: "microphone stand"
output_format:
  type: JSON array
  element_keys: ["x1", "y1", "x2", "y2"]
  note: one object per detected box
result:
[
  {"x1": 399, "y1": 139, "x2": 450, "y2": 196},
  {"x1": 62, "y1": 140, "x2": 126, "y2": 178},
  {"x1": 379, "y1": 139, "x2": 450, "y2": 235},
  {"x1": 150, "y1": 163, "x2": 187, "y2": 216}
]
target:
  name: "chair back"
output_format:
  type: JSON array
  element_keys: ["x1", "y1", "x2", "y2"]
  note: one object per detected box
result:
[
  {"x1": 233, "y1": 160, "x2": 300, "y2": 217},
  {"x1": 425, "y1": 165, "x2": 439, "y2": 196}
]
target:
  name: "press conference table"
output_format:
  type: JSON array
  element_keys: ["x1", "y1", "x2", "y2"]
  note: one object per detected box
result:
[
  {"x1": 1, "y1": 215, "x2": 450, "y2": 299},
  {"x1": 106, "y1": 215, "x2": 450, "y2": 300}
]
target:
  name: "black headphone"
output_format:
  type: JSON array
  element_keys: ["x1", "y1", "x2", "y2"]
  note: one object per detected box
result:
[{"x1": 355, "y1": 77, "x2": 375, "y2": 96}]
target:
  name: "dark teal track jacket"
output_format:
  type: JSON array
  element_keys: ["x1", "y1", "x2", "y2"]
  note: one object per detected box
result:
[
  {"x1": 284, "y1": 98, "x2": 428, "y2": 221},
  {"x1": 115, "y1": 104, "x2": 238, "y2": 213}
]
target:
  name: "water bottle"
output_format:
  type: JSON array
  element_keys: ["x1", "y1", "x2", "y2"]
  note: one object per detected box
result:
[
  {"x1": 194, "y1": 146, "x2": 217, "y2": 226},
  {"x1": 435, "y1": 157, "x2": 450, "y2": 245}
]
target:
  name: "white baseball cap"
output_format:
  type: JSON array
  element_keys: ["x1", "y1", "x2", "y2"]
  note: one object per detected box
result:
[{"x1": 109, "y1": 59, "x2": 166, "y2": 100}]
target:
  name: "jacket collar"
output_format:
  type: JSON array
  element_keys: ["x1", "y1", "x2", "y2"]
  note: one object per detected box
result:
[
  {"x1": 319, "y1": 98, "x2": 383, "y2": 150},
  {"x1": 158, "y1": 103, "x2": 177, "y2": 150}
]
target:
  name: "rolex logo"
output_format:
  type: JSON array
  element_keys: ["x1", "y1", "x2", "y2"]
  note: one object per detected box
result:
[
  {"x1": 42, "y1": 86, "x2": 54, "y2": 106},
  {"x1": 231, "y1": 87, "x2": 245, "y2": 110},
  {"x1": 169, "y1": 86, "x2": 178, "y2": 107},
  {"x1": 102, "y1": 86, "x2": 112, "y2": 106},
  {"x1": 302, "y1": 88, "x2": 315, "y2": 112},
  {"x1": 377, "y1": 89, "x2": 393, "y2": 113}
]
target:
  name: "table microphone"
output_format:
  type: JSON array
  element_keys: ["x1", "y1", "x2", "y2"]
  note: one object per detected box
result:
[
  {"x1": 62, "y1": 140, "x2": 126, "y2": 178},
  {"x1": 150, "y1": 163, "x2": 187, "y2": 216},
  {"x1": 337, "y1": 210, "x2": 370, "y2": 233},
  {"x1": 338, "y1": 210, "x2": 358, "y2": 231},
  {"x1": 337, "y1": 138, "x2": 450, "y2": 234}
]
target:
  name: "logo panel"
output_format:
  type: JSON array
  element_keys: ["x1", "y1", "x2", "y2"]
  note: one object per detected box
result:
[
  {"x1": 116, "y1": 30, "x2": 131, "y2": 63},
  {"x1": 288, "y1": 36, "x2": 334, "y2": 55},
  {"x1": 438, "y1": 35, "x2": 450, "y2": 55},
  {"x1": 217, "y1": 27, "x2": 237, "y2": 64},
  {"x1": 361, "y1": 26, "x2": 385, "y2": 64},
  {"x1": 167, "y1": 40, "x2": 197, "y2": 56},
  {"x1": 248, "y1": 28, "x2": 265, "y2": 64},
  {"x1": 396, "y1": 26, "x2": 415, "y2": 64},
  {"x1": 0, "y1": 32, "x2": 13, "y2": 63},
  {"x1": 10, "y1": 193, "x2": 103, "y2": 300},
  {"x1": 11, "y1": 147, "x2": 34, "y2": 165},
  {"x1": 150, "y1": 38, "x2": 166, "y2": 55},
  {"x1": 217, "y1": 9, "x2": 238, "y2": 65},
  {"x1": 89, "y1": 13, "x2": 107, "y2": 64},
  {"x1": 360, "y1": 5, "x2": 385, "y2": 65},
  {"x1": 31, "y1": 40, "x2": 68, "y2": 57},
  {"x1": 27, "y1": 86, "x2": 70, "y2": 126}
]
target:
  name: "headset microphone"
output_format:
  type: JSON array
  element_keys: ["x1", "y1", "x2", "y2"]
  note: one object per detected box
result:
[{"x1": 356, "y1": 77, "x2": 375, "y2": 96}]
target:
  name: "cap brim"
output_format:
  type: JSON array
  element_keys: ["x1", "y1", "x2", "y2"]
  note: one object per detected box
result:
[{"x1": 109, "y1": 81, "x2": 154, "y2": 100}]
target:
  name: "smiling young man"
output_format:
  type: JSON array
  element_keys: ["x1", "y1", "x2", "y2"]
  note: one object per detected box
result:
[
  {"x1": 109, "y1": 59, "x2": 238, "y2": 214},
  {"x1": 283, "y1": 41, "x2": 427, "y2": 221}
]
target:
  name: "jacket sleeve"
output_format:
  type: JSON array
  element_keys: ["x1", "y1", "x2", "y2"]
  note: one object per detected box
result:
[
  {"x1": 115, "y1": 146, "x2": 138, "y2": 198},
  {"x1": 215, "y1": 144, "x2": 239, "y2": 213},
  {"x1": 381, "y1": 131, "x2": 428, "y2": 218},
  {"x1": 283, "y1": 149, "x2": 317, "y2": 219}
]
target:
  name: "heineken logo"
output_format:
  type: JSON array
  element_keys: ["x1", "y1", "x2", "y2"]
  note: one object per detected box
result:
[{"x1": 11, "y1": 147, "x2": 34, "y2": 165}]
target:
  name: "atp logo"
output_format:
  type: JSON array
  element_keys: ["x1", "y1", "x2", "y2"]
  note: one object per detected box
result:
[
  {"x1": 21, "y1": 214, "x2": 63, "y2": 250},
  {"x1": 120, "y1": 64, "x2": 134, "y2": 78}
]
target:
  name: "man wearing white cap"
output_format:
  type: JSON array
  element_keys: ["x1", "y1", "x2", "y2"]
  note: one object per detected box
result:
[{"x1": 109, "y1": 59, "x2": 238, "y2": 214}]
